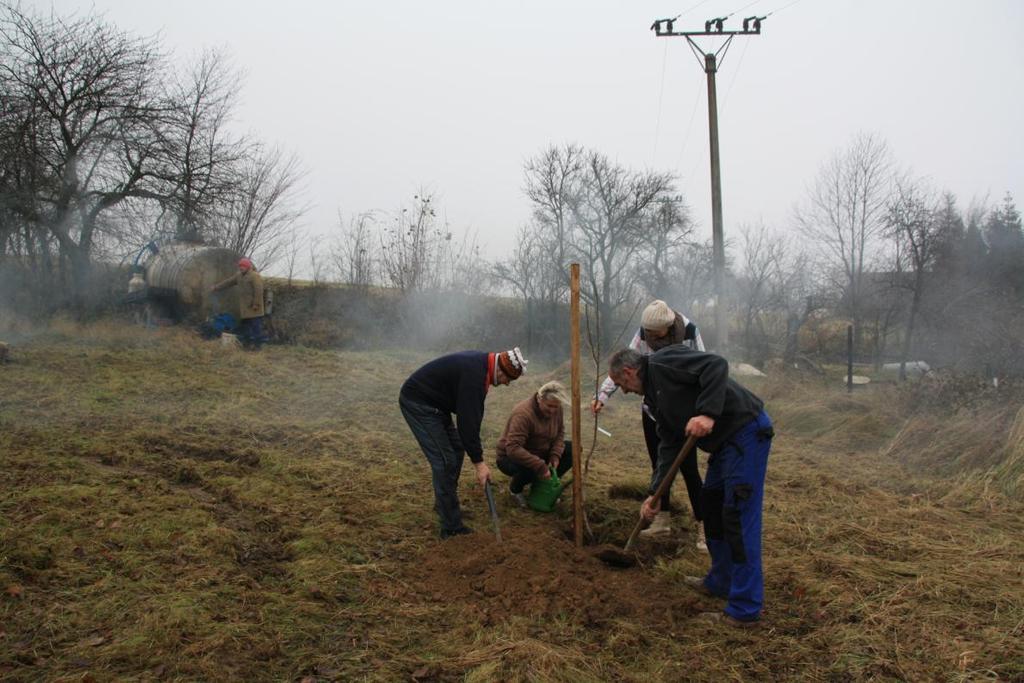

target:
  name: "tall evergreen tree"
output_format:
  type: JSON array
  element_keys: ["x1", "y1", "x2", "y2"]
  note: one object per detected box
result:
[
  {"x1": 984, "y1": 193, "x2": 1024, "y2": 295},
  {"x1": 931, "y1": 192, "x2": 965, "y2": 278},
  {"x1": 962, "y1": 212, "x2": 989, "y2": 278}
]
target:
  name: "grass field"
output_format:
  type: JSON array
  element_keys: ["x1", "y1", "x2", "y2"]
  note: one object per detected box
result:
[{"x1": 1, "y1": 322, "x2": 1022, "y2": 682}]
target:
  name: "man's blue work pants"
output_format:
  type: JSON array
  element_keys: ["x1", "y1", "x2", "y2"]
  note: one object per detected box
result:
[{"x1": 700, "y1": 410, "x2": 773, "y2": 622}]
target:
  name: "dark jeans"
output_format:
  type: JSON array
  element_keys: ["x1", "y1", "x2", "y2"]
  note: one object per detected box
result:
[
  {"x1": 496, "y1": 442, "x2": 574, "y2": 493},
  {"x1": 399, "y1": 393, "x2": 467, "y2": 534},
  {"x1": 642, "y1": 407, "x2": 703, "y2": 520},
  {"x1": 238, "y1": 316, "x2": 267, "y2": 349},
  {"x1": 701, "y1": 410, "x2": 772, "y2": 622}
]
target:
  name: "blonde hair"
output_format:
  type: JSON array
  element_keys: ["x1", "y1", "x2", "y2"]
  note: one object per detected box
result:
[
  {"x1": 641, "y1": 299, "x2": 675, "y2": 331},
  {"x1": 536, "y1": 380, "x2": 569, "y2": 405}
]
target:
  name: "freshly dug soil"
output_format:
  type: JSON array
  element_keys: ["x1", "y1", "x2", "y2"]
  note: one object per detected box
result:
[{"x1": 404, "y1": 525, "x2": 702, "y2": 627}]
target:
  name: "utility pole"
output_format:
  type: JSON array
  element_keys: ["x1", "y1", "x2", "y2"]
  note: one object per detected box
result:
[
  {"x1": 651, "y1": 15, "x2": 765, "y2": 353},
  {"x1": 706, "y1": 48, "x2": 725, "y2": 351}
]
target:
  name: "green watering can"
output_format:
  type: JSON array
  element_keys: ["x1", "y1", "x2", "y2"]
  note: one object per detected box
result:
[{"x1": 527, "y1": 466, "x2": 570, "y2": 513}]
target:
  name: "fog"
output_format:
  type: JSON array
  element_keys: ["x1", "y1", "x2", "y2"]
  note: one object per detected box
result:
[{"x1": 34, "y1": 0, "x2": 1024, "y2": 272}]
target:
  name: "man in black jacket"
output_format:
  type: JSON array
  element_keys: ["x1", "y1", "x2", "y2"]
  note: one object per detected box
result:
[
  {"x1": 400, "y1": 348, "x2": 527, "y2": 538},
  {"x1": 609, "y1": 346, "x2": 773, "y2": 626}
]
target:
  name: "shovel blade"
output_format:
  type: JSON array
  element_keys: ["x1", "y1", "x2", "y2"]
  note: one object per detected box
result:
[
  {"x1": 483, "y1": 481, "x2": 502, "y2": 543},
  {"x1": 592, "y1": 545, "x2": 637, "y2": 568}
]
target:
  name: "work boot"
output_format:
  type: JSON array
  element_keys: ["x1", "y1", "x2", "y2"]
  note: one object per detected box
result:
[
  {"x1": 684, "y1": 575, "x2": 726, "y2": 598},
  {"x1": 440, "y1": 526, "x2": 473, "y2": 540},
  {"x1": 639, "y1": 511, "x2": 671, "y2": 537},
  {"x1": 684, "y1": 575, "x2": 711, "y2": 595},
  {"x1": 509, "y1": 490, "x2": 528, "y2": 509},
  {"x1": 698, "y1": 611, "x2": 761, "y2": 629},
  {"x1": 695, "y1": 521, "x2": 708, "y2": 551}
]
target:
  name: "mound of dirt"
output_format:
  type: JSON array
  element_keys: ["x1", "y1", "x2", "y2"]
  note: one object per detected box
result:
[{"x1": 404, "y1": 525, "x2": 701, "y2": 627}]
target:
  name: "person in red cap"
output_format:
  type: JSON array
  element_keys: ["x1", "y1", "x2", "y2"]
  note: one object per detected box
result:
[
  {"x1": 211, "y1": 257, "x2": 267, "y2": 349},
  {"x1": 399, "y1": 347, "x2": 527, "y2": 538}
]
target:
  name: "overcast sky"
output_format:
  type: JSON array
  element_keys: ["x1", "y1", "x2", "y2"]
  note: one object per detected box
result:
[{"x1": 37, "y1": 0, "x2": 1024, "y2": 272}]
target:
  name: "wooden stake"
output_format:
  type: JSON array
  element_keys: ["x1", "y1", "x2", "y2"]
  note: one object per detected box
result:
[
  {"x1": 570, "y1": 263, "x2": 583, "y2": 547},
  {"x1": 847, "y1": 324, "x2": 853, "y2": 394}
]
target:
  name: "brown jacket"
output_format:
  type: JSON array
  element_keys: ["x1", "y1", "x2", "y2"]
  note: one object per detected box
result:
[
  {"x1": 213, "y1": 269, "x2": 265, "y2": 319},
  {"x1": 496, "y1": 395, "x2": 565, "y2": 475}
]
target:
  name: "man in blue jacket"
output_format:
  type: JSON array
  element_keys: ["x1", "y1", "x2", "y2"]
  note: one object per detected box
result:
[
  {"x1": 609, "y1": 346, "x2": 773, "y2": 627},
  {"x1": 400, "y1": 347, "x2": 527, "y2": 539}
]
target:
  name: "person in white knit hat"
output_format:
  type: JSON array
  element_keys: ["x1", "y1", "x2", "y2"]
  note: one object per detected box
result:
[{"x1": 592, "y1": 300, "x2": 707, "y2": 546}]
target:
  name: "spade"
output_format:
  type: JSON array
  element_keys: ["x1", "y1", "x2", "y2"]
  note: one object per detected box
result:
[{"x1": 594, "y1": 434, "x2": 699, "y2": 568}]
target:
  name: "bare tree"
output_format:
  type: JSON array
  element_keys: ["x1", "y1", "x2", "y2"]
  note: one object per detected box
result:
[
  {"x1": 0, "y1": 57, "x2": 56, "y2": 292},
  {"x1": 665, "y1": 239, "x2": 716, "y2": 321},
  {"x1": 379, "y1": 193, "x2": 438, "y2": 293},
  {"x1": 377, "y1": 192, "x2": 481, "y2": 294},
  {"x1": 775, "y1": 245, "x2": 819, "y2": 366},
  {"x1": 0, "y1": 3, "x2": 165, "y2": 305},
  {"x1": 331, "y1": 211, "x2": 378, "y2": 288},
  {"x1": 211, "y1": 144, "x2": 307, "y2": 269},
  {"x1": 307, "y1": 232, "x2": 328, "y2": 286},
  {"x1": 519, "y1": 145, "x2": 682, "y2": 352},
  {"x1": 570, "y1": 150, "x2": 677, "y2": 347},
  {"x1": 430, "y1": 223, "x2": 486, "y2": 293},
  {"x1": 521, "y1": 143, "x2": 586, "y2": 348},
  {"x1": 280, "y1": 226, "x2": 309, "y2": 286},
  {"x1": 523, "y1": 143, "x2": 584, "y2": 287},
  {"x1": 797, "y1": 132, "x2": 893, "y2": 345},
  {"x1": 157, "y1": 48, "x2": 245, "y2": 241},
  {"x1": 886, "y1": 174, "x2": 940, "y2": 380},
  {"x1": 492, "y1": 223, "x2": 548, "y2": 349},
  {"x1": 736, "y1": 222, "x2": 784, "y2": 363},
  {"x1": 728, "y1": 222, "x2": 823, "y2": 366},
  {"x1": 637, "y1": 195, "x2": 695, "y2": 298},
  {"x1": 0, "y1": 3, "x2": 311, "y2": 318}
]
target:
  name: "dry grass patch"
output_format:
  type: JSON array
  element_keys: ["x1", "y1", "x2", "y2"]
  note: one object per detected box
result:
[{"x1": 1, "y1": 323, "x2": 1022, "y2": 681}]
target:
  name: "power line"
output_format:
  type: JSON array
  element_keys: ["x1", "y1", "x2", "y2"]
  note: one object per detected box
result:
[
  {"x1": 680, "y1": 0, "x2": 716, "y2": 16},
  {"x1": 676, "y1": 78, "x2": 705, "y2": 171},
  {"x1": 725, "y1": 0, "x2": 766, "y2": 19},
  {"x1": 719, "y1": 35, "x2": 750, "y2": 115},
  {"x1": 764, "y1": 0, "x2": 803, "y2": 17}
]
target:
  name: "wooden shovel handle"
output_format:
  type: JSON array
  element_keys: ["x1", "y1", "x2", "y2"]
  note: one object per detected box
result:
[{"x1": 624, "y1": 434, "x2": 699, "y2": 551}]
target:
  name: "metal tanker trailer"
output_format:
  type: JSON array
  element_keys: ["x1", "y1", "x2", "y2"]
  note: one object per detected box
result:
[{"x1": 130, "y1": 242, "x2": 242, "y2": 322}]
